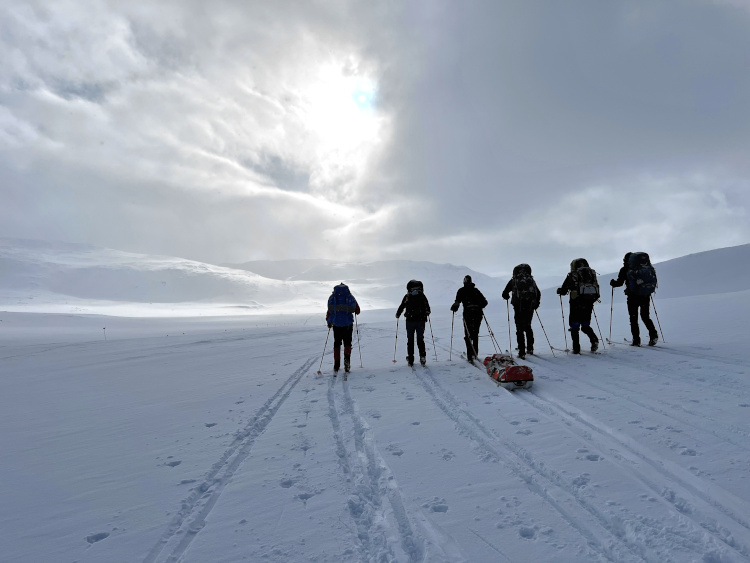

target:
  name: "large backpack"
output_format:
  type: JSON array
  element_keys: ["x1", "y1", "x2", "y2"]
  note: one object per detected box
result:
[
  {"x1": 626, "y1": 252, "x2": 658, "y2": 296},
  {"x1": 570, "y1": 259, "x2": 600, "y2": 301},
  {"x1": 512, "y1": 264, "x2": 539, "y2": 309},
  {"x1": 328, "y1": 283, "x2": 357, "y2": 325}
]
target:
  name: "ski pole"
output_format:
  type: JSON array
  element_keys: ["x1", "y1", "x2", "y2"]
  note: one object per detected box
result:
[
  {"x1": 609, "y1": 286, "x2": 614, "y2": 343},
  {"x1": 428, "y1": 316, "x2": 438, "y2": 361},
  {"x1": 449, "y1": 312, "x2": 454, "y2": 361},
  {"x1": 592, "y1": 306, "x2": 606, "y2": 350},
  {"x1": 651, "y1": 295, "x2": 666, "y2": 343},
  {"x1": 506, "y1": 300, "x2": 513, "y2": 355},
  {"x1": 392, "y1": 317, "x2": 400, "y2": 363},
  {"x1": 559, "y1": 295, "x2": 569, "y2": 353},
  {"x1": 534, "y1": 310, "x2": 556, "y2": 358},
  {"x1": 483, "y1": 313, "x2": 500, "y2": 353},
  {"x1": 355, "y1": 314, "x2": 363, "y2": 368},
  {"x1": 317, "y1": 326, "x2": 331, "y2": 374}
]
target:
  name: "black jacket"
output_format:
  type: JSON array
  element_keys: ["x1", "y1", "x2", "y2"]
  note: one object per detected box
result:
[
  {"x1": 396, "y1": 291, "x2": 431, "y2": 322},
  {"x1": 452, "y1": 283, "x2": 488, "y2": 313}
]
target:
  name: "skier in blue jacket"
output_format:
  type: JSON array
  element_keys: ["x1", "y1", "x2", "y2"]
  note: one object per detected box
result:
[{"x1": 326, "y1": 283, "x2": 360, "y2": 374}]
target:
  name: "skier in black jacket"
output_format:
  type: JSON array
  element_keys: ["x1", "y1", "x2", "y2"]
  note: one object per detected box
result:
[
  {"x1": 396, "y1": 280, "x2": 431, "y2": 366},
  {"x1": 502, "y1": 264, "x2": 541, "y2": 359},
  {"x1": 610, "y1": 252, "x2": 658, "y2": 346},
  {"x1": 556, "y1": 258, "x2": 599, "y2": 354},
  {"x1": 450, "y1": 275, "x2": 488, "y2": 362}
]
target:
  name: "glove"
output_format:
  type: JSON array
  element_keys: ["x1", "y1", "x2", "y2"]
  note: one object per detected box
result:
[
  {"x1": 327, "y1": 322, "x2": 332, "y2": 328},
  {"x1": 450, "y1": 303, "x2": 459, "y2": 313},
  {"x1": 502, "y1": 294, "x2": 509, "y2": 301},
  {"x1": 609, "y1": 279, "x2": 617, "y2": 287},
  {"x1": 556, "y1": 288, "x2": 565, "y2": 295},
  {"x1": 395, "y1": 312, "x2": 400, "y2": 319}
]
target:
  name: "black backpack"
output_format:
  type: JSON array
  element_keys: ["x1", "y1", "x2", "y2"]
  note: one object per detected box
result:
[
  {"x1": 626, "y1": 252, "x2": 658, "y2": 296},
  {"x1": 512, "y1": 264, "x2": 539, "y2": 309},
  {"x1": 570, "y1": 259, "x2": 600, "y2": 301}
]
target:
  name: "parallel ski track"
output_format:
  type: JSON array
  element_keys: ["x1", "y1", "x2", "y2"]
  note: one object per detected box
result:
[
  {"x1": 609, "y1": 339, "x2": 750, "y2": 370},
  {"x1": 560, "y1": 352, "x2": 750, "y2": 448},
  {"x1": 143, "y1": 356, "x2": 316, "y2": 563},
  {"x1": 516, "y1": 387, "x2": 750, "y2": 559},
  {"x1": 413, "y1": 367, "x2": 649, "y2": 562},
  {"x1": 327, "y1": 376, "x2": 426, "y2": 562}
]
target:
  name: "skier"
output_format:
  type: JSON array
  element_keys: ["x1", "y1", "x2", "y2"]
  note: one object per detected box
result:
[
  {"x1": 450, "y1": 275, "x2": 488, "y2": 362},
  {"x1": 326, "y1": 283, "x2": 360, "y2": 375},
  {"x1": 501, "y1": 263, "x2": 541, "y2": 359},
  {"x1": 610, "y1": 252, "x2": 659, "y2": 346},
  {"x1": 395, "y1": 280, "x2": 431, "y2": 367},
  {"x1": 556, "y1": 258, "x2": 600, "y2": 354}
]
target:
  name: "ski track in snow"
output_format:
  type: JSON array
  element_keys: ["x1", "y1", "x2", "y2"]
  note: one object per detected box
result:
[
  {"x1": 413, "y1": 366, "x2": 640, "y2": 562},
  {"x1": 556, "y1": 351, "x2": 750, "y2": 448},
  {"x1": 516, "y1": 388, "x2": 750, "y2": 559},
  {"x1": 327, "y1": 372, "x2": 464, "y2": 562},
  {"x1": 143, "y1": 356, "x2": 316, "y2": 563}
]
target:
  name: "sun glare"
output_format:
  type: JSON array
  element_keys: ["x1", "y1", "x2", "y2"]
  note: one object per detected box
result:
[
  {"x1": 302, "y1": 63, "x2": 386, "y2": 195},
  {"x1": 306, "y1": 65, "x2": 380, "y2": 147}
]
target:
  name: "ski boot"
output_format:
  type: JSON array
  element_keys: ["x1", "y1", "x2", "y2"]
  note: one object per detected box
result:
[
  {"x1": 406, "y1": 356, "x2": 414, "y2": 367},
  {"x1": 591, "y1": 339, "x2": 599, "y2": 353},
  {"x1": 630, "y1": 338, "x2": 641, "y2": 347},
  {"x1": 420, "y1": 356, "x2": 426, "y2": 366},
  {"x1": 648, "y1": 335, "x2": 658, "y2": 346},
  {"x1": 344, "y1": 355, "x2": 351, "y2": 373},
  {"x1": 527, "y1": 347, "x2": 534, "y2": 356}
]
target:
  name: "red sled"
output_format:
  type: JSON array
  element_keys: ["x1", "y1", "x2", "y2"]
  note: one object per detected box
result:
[{"x1": 483, "y1": 354, "x2": 533, "y2": 391}]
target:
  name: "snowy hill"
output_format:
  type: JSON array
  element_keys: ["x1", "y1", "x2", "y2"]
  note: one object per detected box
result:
[
  {"x1": 538, "y1": 243, "x2": 750, "y2": 310},
  {"x1": 0, "y1": 239, "x2": 493, "y2": 316},
  {"x1": 2, "y1": 238, "x2": 750, "y2": 317},
  {"x1": 1, "y1": 240, "x2": 750, "y2": 562}
]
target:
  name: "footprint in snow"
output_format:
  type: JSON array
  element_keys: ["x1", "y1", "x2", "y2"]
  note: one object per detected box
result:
[
  {"x1": 280, "y1": 478, "x2": 295, "y2": 488},
  {"x1": 86, "y1": 532, "x2": 109, "y2": 544},
  {"x1": 516, "y1": 429, "x2": 532, "y2": 436},
  {"x1": 585, "y1": 454, "x2": 601, "y2": 462},
  {"x1": 572, "y1": 474, "x2": 590, "y2": 487},
  {"x1": 205, "y1": 422, "x2": 217, "y2": 428},
  {"x1": 166, "y1": 460, "x2": 182, "y2": 467},
  {"x1": 518, "y1": 526, "x2": 536, "y2": 539},
  {"x1": 680, "y1": 448, "x2": 697, "y2": 456},
  {"x1": 422, "y1": 497, "x2": 449, "y2": 513},
  {"x1": 386, "y1": 444, "x2": 404, "y2": 456}
]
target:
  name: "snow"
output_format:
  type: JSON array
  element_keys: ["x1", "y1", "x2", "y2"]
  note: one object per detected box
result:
[{"x1": 1, "y1": 241, "x2": 750, "y2": 562}]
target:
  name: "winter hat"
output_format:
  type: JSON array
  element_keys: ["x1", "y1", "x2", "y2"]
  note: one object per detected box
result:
[{"x1": 463, "y1": 275, "x2": 472, "y2": 284}]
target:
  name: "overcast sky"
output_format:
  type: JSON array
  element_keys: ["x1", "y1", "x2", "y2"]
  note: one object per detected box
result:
[{"x1": 2, "y1": 0, "x2": 749, "y2": 277}]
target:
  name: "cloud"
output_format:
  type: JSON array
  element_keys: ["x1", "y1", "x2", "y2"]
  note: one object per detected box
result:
[{"x1": 1, "y1": 0, "x2": 749, "y2": 275}]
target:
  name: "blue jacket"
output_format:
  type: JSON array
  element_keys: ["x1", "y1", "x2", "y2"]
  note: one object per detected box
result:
[{"x1": 326, "y1": 284, "x2": 360, "y2": 327}]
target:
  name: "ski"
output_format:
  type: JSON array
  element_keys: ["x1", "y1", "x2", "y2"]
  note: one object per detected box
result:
[{"x1": 624, "y1": 338, "x2": 662, "y2": 348}]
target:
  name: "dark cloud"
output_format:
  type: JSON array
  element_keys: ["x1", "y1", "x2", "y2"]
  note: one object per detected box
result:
[{"x1": 1, "y1": 0, "x2": 749, "y2": 277}]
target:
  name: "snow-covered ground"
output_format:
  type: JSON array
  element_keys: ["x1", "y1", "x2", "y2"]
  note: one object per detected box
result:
[{"x1": 1, "y1": 242, "x2": 750, "y2": 562}]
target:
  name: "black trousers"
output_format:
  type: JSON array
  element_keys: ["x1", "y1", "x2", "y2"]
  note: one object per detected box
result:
[
  {"x1": 462, "y1": 310, "x2": 483, "y2": 360},
  {"x1": 332, "y1": 325, "x2": 353, "y2": 367},
  {"x1": 569, "y1": 300, "x2": 597, "y2": 351},
  {"x1": 626, "y1": 295, "x2": 657, "y2": 342},
  {"x1": 514, "y1": 307, "x2": 534, "y2": 353},
  {"x1": 405, "y1": 320, "x2": 426, "y2": 359}
]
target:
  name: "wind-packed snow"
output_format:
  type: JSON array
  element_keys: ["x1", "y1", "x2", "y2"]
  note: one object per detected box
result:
[{"x1": 1, "y1": 242, "x2": 749, "y2": 562}]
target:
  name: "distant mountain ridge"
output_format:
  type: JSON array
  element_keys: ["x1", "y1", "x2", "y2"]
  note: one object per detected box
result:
[{"x1": 1, "y1": 238, "x2": 749, "y2": 316}]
